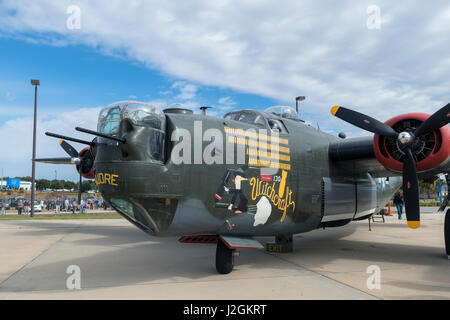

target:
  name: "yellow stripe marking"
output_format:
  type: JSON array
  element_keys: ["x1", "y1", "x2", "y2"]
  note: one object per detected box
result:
[
  {"x1": 227, "y1": 136, "x2": 290, "y2": 154},
  {"x1": 247, "y1": 148, "x2": 291, "y2": 161},
  {"x1": 224, "y1": 127, "x2": 289, "y2": 145},
  {"x1": 248, "y1": 158, "x2": 291, "y2": 170}
]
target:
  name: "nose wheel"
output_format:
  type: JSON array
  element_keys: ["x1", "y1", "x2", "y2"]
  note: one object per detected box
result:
[
  {"x1": 445, "y1": 209, "x2": 450, "y2": 259},
  {"x1": 216, "y1": 240, "x2": 234, "y2": 274}
]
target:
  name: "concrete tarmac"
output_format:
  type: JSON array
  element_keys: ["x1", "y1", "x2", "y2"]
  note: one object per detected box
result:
[{"x1": 0, "y1": 213, "x2": 448, "y2": 299}]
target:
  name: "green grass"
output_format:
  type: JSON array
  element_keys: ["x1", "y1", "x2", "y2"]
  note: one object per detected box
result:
[{"x1": 0, "y1": 211, "x2": 123, "y2": 220}]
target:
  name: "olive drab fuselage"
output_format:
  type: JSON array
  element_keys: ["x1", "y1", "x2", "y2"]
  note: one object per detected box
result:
[{"x1": 94, "y1": 109, "x2": 403, "y2": 238}]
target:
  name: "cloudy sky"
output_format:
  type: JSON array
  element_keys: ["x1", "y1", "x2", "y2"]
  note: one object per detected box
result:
[{"x1": 0, "y1": 0, "x2": 449, "y2": 180}]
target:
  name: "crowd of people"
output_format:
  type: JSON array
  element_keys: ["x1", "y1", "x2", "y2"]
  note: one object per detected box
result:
[{"x1": 0, "y1": 196, "x2": 110, "y2": 215}]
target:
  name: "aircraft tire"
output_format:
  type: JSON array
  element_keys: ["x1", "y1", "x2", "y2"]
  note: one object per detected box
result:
[
  {"x1": 216, "y1": 239, "x2": 234, "y2": 274},
  {"x1": 445, "y1": 209, "x2": 450, "y2": 257}
]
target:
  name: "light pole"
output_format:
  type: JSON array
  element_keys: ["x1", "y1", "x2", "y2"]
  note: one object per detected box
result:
[
  {"x1": 30, "y1": 79, "x2": 40, "y2": 217},
  {"x1": 295, "y1": 96, "x2": 305, "y2": 114}
]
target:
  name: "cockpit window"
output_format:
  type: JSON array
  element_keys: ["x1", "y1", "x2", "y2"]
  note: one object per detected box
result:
[
  {"x1": 98, "y1": 101, "x2": 166, "y2": 162},
  {"x1": 122, "y1": 103, "x2": 165, "y2": 129},
  {"x1": 110, "y1": 198, "x2": 153, "y2": 231},
  {"x1": 149, "y1": 131, "x2": 165, "y2": 162},
  {"x1": 224, "y1": 111, "x2": 266, "y2": 127},
  {"x1": 264, "y1": 106, "x2": 298, "y2": 120},
  {"x1": 98, "y1": 106, "x2": 121, "y2": 135},
  {"x1": 237, "y1": 112, "x2": 256, "y2": 124},
  {"x1": 255, "y1": 115, "x2": 266, "y2": 127},
  {"x1": 268, "y1": 119, "x2": 288, "y2": 134}
]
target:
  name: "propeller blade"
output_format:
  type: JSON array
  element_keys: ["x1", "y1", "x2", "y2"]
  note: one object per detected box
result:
[
  {"x1": 45, "y1": 132, "x2": 95, "y2": 146},
  {"x1": 33, "y1": 157, "x2": 77, "y2": 165},
  {"x1": 59, "y1": 140, "x2": 79, "y2": 158},
  {"x1": 78, "y1": 170, "x2": 82, "y2": 211},
  {"x1": 415, "y1": 103, "x2": 450, "y2": 137},
  {"x1": 403, "y1": 148, "x2": 420, "y2": 228},
  {"x1": 331, "y1": 106, "x2": 398, "y2": 137},
  {"x1": 439, "y1": 197, "x2": 450, "y2": 212}
]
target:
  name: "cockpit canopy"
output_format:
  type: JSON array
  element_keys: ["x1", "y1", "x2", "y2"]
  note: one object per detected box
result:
[
  {"x1": 224, "y1": 109, "x2": 289, "y2": 134},
  {"x1": 98, "y1": 101, "x2": 166, "y2": 162},
  {"x1": 264, "y1": 106, "x2": 298, "y2": 120},
  {"x1": 98, "y1": 101, "x2": 165, "y2": 135}
]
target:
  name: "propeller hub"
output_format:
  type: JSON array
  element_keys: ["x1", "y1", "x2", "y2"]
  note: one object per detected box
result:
[
  {"x1": 70, "y1": 157, "x2": 81, "y2": 165},
  {"x1": 398, "y1": 131, "x2": 414, "y2": 145}
]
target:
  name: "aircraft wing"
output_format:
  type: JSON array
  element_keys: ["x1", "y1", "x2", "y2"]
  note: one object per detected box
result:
[
  {"x1": 329, "y1": 136, "x2": 400, "y2": 178},
  {"x1": 329, "y1": 136, "x2": 450, "y2": 178}
]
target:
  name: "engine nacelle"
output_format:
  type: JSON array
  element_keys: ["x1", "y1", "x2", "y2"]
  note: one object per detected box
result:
[
  {"x1": 374, "y1": 113, "x2": 450, "y2": 173},
  {"x1": 76, "y1": 147, "x2": 95, "y2": 179}
]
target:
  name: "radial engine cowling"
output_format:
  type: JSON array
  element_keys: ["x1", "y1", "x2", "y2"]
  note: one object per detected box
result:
[
  {"x1": 374, "y1": 113, "x2": 450, "y2": 173},
  {"x1": 76, "y1": 147, "x2": 95, "y2": 179}
]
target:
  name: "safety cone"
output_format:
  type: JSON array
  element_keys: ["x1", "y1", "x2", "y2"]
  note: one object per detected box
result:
[{"x1": 387, "y1": 201, "x2": 393, "y2": 216}]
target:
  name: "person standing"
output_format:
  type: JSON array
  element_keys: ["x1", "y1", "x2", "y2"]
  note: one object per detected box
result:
[
  {"x1": 24, "y1": 200, "x2": 29, "y2": 215},
  {"x1": 80, "y1": 199, "x2": 85, "y2": 214},
  {"x1": 393, "y1": 193, "x2": 404, "y2": 219},
  {"x1": 72, "y1": 199, "x2": 77, "y2": 214},
  {"x1": 64, "y1": 198, "x2": 69, "y2": 212},
  {"x1": 1, "y1": 200, "x2": 5, "y2": 215},
  {"x1": 17, "y1": 199, "x2": 23, "y2": 215},
  {"x1": 55, "y1": 197, "x2": 61, "y2": 214}
]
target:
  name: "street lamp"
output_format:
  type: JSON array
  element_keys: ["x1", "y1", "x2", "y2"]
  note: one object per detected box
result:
[
  {"x1": 30, "y1": 79, "x2": 40, "y2": 217},
  {"x1": 295, "y1": 96, "x2": 305, "y2": 114}
]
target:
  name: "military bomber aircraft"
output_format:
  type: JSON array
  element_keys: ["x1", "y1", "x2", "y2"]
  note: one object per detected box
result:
[{"x1": 35, "y1": 101, "x2": 450, "y2": 274}]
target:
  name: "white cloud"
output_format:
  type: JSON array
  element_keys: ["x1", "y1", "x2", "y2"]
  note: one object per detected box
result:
[
  {"x1": 171, "y1": 82, "x2": 197, "y2": 100},
  {"x1": 0, "y1": 106, "x2": 101, "y2": 180},
  {"x1": 218, "y1": 96, "x2": 236, "y2": 106},
  {"x1": 0, "y1": 0, "x2": 449, "y2": 136}
]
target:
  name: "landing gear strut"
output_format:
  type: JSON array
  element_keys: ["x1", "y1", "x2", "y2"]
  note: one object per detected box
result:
[
  {"x1": 216, "y1": 239, "x2": 235, "y2": 274},
  {"x1": 445, "y1": 209, "x2": 450, "y2": 259}
]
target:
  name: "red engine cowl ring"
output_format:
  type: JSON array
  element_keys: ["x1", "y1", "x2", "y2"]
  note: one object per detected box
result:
[
  {"x1": 76, "y1": 147, "x2": 95, "y2": 179},
  {"x1": 374, "y1": 113, "x2": 450, "y2": 173}
]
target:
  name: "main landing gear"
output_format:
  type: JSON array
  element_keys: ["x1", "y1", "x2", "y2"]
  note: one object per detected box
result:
[
  {"x1": 179, "y1": 235, "x2": 264, "y2": 274},
  {"x1": 216, "y1": 240, "x2": 235, "y2": 274},
  {"x1": 445, "y1": 209, "x2": 450, "y2": 260},
  {"x1": 214, "y1": 236, "x2": 264, "y2": 274}
]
